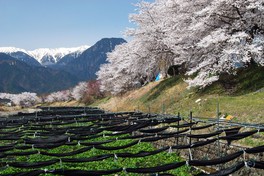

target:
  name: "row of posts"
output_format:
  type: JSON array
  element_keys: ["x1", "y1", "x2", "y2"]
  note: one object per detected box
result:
[{"x1": 137, "y1": 101, "x2": 223, "y2": 167}]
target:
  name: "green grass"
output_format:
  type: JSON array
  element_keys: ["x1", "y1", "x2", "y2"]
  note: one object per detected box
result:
[
  {"x1": 95, "y1": 65, "x2": 264, "y2": 123},
  {"x1": 199, "y1": 64, "x2": 264, "y2": 95},
  {"x1": 90, "y1": 96, "x2": 111, "y2": 106},
  {"x1": 141, "y1": 76, "x2": 182, "y2": 102}
]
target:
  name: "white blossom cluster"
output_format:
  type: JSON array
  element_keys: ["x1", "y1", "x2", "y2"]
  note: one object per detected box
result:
[
  {"x1": 0, "y1": 82, "x2": 94, "y2": 106},
  {"x1": 97, "y1": 0, "x2": 264, "y2": 94},
  {"x1": 45, "y1": 82, "x2": 88, "y2": 103},
  {"x1": 0, "y1": 92, "x2": 41, "y2": 107}
]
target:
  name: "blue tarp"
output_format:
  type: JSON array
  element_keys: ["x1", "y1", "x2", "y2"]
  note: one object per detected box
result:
[{"x1": 155, "y1": 73, "x2": 161, "y2": 81}]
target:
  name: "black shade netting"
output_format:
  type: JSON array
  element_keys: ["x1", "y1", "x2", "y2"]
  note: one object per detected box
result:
[
  {"x1": 224, "y1": 127, "x2": 241, "y2": 136},
  {"x1": 140, "y1": 126, "x2": 169, "y2": 133},
  {"x1": 104, "y1": 130, "x2": 132, "y2": 136},
  {"x1": 171, "y1": 144, "x2": 190, "y2": 150},
  {"x1": 247, "y1": 160, "x2": 264, "y2": 169},
  {"x1": 33, "y1": 141, "x2": 67, "y2": 149},
  {"x1": 170, "y1": 122, "x2": 197, "y2": 128},
  {"x1": 0, "y1": 131, "x2": 20, "y2": 135},
  {"x1": 126, "y1": 161, "x2": 186, "y2": 173},
  {"x1": 150, "y1": 174, "x2": 175, "y2": 176},
  {"x1": 0, "y1": 146, "x2": 14, "y2": 152},
  {"x1": 158, "y1": 128, "x2": 189, "y2": 136},
  {"x1": 8, "y1": 159, "x2": 59, "y2": 168},
  {"x1": 67, "y1": 129, "x2": 104, "y2": 136},
  {"x1": 94, "y1": 141, "x2": 138, "y2": 150},
  {"x1": 33, "y1": 130, "x2": 67, "y2": 136},
  {"x1": 187, "y1": 131, "x2": 222, "y2": 139},
  {"x1": 61, "y1": 154, "x2": 113, "y2": 163},
  {"x1": 196, "y1": 161, "x2": 244, "y2": 176},
  {"x1": 220, "y1": 130, "x2": 257, "y2": 145},
  {"x1": 245, "y1": 145, "x2": 264, "y2": 154},
  {"x1": 6, "y1": 150, "x2": 39, "y2": 156},
  {"x1": 189, "y1": 151, "x2": 243, "y2": 166},
  {"x1": 191, "y1": 124, "x2": 215, "y2": 130},
  {"x1": 40, "y1": 146, "x2": 93, "y2": 157},
  {"x1": 24, "y1": 135, "x2": 69, "y2": 144},
  {"x1": 116, "y1": 147, "x2": 169, "y2": 158},
  {"x1": 0, "y1": 153, "x2": 6, "y2": 158},
  {"x1": 102, "y1": 123, "x2": 133, "y2": 132},
  {"x1": 95, "y1": 120, "x2": 126, "y2": 127},
  {"x1": 190, "y1": 138, "x2": 218, "y2": 148},
  {"x1": 141, "y1": 135, "x2": 173, "y2": 142},
  {"x1": 0, "y1": 129, "x2": 18, "y2": 134},
  {"x1": 162, "y1": 118, "x2": 181, "y2": 123},
  {"x1": 80, "y1": 140, "x2": 114, "y2": 146},
  {"x1": 50, "y1": 168, "x2": 123, "y2": 176},
  {"x1": 0, "y1": 170, "x2": 44, "y2": 176},
  {"x1": 118, "y1": 134, "x2": 154, "y2": 140},
  {"x1": 15, "y1": 145, "x2": 34, "y2": 150},
  {"x1": 0, "y1": 135, "x2": 22, "y2": 140},
  {"x1": 126, "y1": 121, "x2": 155, "y2": 132},
  {"x1": 71, "y1": 134, "x2": 102, "y2": 141}
]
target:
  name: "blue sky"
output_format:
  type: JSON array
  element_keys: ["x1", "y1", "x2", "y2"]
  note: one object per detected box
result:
[{"x1": 0, "y1": 0, "x2": 150, "y2": 50}]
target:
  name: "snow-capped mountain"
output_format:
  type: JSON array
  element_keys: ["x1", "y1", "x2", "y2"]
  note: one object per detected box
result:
[
  {"x1": 62, "y1": 38, "x2": 127, "y2": 81},
  {"x1": 0, "y1": 47, "x2": 28, "y2": 53},
  {"x1": 28, "y1": 46, "x2": 89, "y2": 65},
  {"x1": 0, "y1": 38, "x2": 126, "y2": 93},
  {"x1": 0, "y1": 46, "x2": 89, "y2": 66},
  {"x1": 0, "y1": 47, "x2": 41, "y2": 67}
]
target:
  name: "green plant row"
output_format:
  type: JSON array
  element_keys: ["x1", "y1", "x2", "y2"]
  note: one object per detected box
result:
[{"x1": 0, "y1": 128, "x2": 192, "y2": 176}]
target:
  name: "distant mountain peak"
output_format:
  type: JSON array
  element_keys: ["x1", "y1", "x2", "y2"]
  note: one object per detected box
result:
[
  {"x1": 62, "y1": 37, "x2": 126, "y2": 81},
  {"x1": 28, "y1": 45, "x2": 90, "y2": 64},
  {"x1": 0, "y1": 47, "x2": 28, "y2": 54},
  {"x1": 0, "y1": 38, "x2": 126, "y2": 93},
  {"x1": 0, "y1": 47, "x2": 41, "y2": 67},
  {"x1": 0, "y1": 45, "x2": 90, "y2": 66}
]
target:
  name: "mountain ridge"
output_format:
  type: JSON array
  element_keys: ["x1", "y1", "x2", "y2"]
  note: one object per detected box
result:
[
  {"x1": 0, "y1": 45, "x2": 90, "y2": 65},
  {"x1": 0, "y1": 53, "x2": 79, "y2": 93},
  {"x1": 61, "y1": 38, "x2": 127, "y2": 81},
  {"x1": 0, "y1": 38, "x2": 126, "y2": 93}
]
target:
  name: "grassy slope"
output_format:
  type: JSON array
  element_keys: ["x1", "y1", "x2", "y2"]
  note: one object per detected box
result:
[{"x1": 94, "y1": 65, "x2": 264, "y2": 124}]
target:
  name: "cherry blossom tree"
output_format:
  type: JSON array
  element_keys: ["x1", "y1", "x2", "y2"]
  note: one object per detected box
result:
[
  {"x1": 71, "y1": 82, "x2": 88, "y2": 101},
  {"x1": 82, "y1": 80, "x2": 104, "y2": 104},
  {"x1": 0, "y1": 92, "x2": 41, "y2": 107},
  {"x1": 97, "y1": 0, "x2": 263, "y2": 93},
  {"x1": 97, "y1": 38, "x2": 159, "y2": 94},
  {"x1": 185, "y1": 0, "x2": 264, "y2": 87},
  {"x1": 45, "y1": 90, "x2": 72, "y2": 103}
]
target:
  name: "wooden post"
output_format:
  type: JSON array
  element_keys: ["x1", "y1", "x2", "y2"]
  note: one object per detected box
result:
[
  {"x1": 148, "y1": 105, "x2": 150, "y2": 114},
  {"x1": 189, "y1": 111, "x2": 192, "y2": 143},
  {"x1": 217, "y1": 101, "x2": 222, "y2": 169},
  {"x1": 177, "y1": 112, "x2": 180, "y2": 146},
  {"x1": 162, "y1": 101, "x2": 165, "y2": 114},
  {"x1": 189, "y1": 111, "x2": 193, "y2": 160}
]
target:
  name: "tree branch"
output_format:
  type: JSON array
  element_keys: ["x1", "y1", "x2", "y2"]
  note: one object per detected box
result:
[
  {"x1": 233, "y1": 5, "x2": 243, "y2": 19},
  {"x1": 216, "y1": 13, "x2": 240, "y2": 20}
]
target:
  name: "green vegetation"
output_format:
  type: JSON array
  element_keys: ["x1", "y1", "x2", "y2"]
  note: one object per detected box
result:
[
  {"x1": 142, "y1": 76, "x2": 182, "y2": 102},
  {"x1": 199, "y1": 64, "x2": 264, "y2": 95},
  {"x1": 1, "y1": 129, "x2": 191, "y2": 176},
  {"x1": 239, "y1": 134, "x2": 264, "y2": 147},
  {"x1": 95, "y1": 66, "x2": 264, "y2": 123}
]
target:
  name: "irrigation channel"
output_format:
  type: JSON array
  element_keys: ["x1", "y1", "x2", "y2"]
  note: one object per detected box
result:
[{"x1": 0, "y1": 106, "x2": 263, "y2": 176}]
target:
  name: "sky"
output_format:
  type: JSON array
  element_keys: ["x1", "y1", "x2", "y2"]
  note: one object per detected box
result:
[{"x1": 0, "y1": 0, "x2": 150, "y2": 50}]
